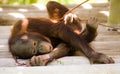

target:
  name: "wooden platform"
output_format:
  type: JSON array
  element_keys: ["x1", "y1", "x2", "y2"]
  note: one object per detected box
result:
[
  {"x1": 0, "y1": 25, "x2": 120, "y2": 74},
  {"x1": 0, "y1": 3, "x2": 109, "y2": 26},
  {"x1": 0, "y1": 3, "x2": 120, "y2": 74}
]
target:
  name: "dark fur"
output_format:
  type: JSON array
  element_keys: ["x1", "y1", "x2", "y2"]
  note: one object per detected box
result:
[{"x1": 8, "y1": 1, "x2": 114, "y2": 66}]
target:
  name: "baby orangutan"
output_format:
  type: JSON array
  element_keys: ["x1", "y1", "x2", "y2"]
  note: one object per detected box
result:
[{"x1": 8, "y1": 1, "x2": 114, "y2": 66}]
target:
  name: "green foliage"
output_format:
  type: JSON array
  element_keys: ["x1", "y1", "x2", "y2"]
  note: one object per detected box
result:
[
  {"x1": 108, "y1": 0, "x2": 120, "y2": 26},
  {"x1": 54, "y1": 0, "x2": 95, "y2": 4},
  {"x1": 36, "y1": 0, "x2": 97, "y2": 4},
  {"x1": 0, "y1": 0, "x2": 38, "y2": 5},
  {"x1": 0, "y1": 0, "x2": 107, "y2": 5}
]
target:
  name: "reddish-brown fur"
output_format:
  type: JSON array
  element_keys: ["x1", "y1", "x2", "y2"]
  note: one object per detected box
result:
[{"x1": 9, "y1": 1, "x2": 114, "y2": 66}]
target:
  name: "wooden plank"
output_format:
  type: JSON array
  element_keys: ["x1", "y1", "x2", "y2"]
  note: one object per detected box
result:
[
  {"x1": 1, "y1": 33, "x2": 120, "y2": 41},
  {"x1": 95, "y1": 35, "x2": 120, "y2": 41},
  {"x1": 0, "y1": 24, "x2": 120, "y2": 68},
  {"x1": 0, "y1": 58, "x2": 16, "y2": 67},
  {"x1": 0, "y1": 56, "x2": 120, "y2": 67},
  {"x1": 0, "y1": 64, "x2": 120, "y2": 74},
  {"x1": 0, "y1": 3, "x2": 110, "y2": 26},
  {"x1": 0, "y1": 26, "x2": 11, "y2": 35},
  {"x1": 1, "y1": 40, "x2": 120, "y2": 50},
  {"x1": 0, "y1": 51, "x2": 12, "y2": 58},
  {"x1": 0, "y1": 56, "x2": 90, "y2": 67},
  {"x1": 91, "y1": 41, "x2": 120, "y2": 49},
  {"x1": 0, "y1": 26, "x2": 120, "y2": 35},
  {"x1": 0, "y1": 3, "x2": 120, "y2": 73},
  {"x1": 1, "y1": 41, "x2": 120, "y2": 54},
  {"x1": 0, "y1": 39, "x2": 8, "y2": 45}
]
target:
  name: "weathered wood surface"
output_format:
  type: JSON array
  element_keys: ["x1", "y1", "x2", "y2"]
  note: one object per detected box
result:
[
  {"x1": 0, "y1": 23, "x2": 120, "y2": 73},
  {"x1": 0, "y1": 3, "x2": 120, "y2": 74},
  {"x1": 0, "y1": 25, "x2": 120, "y2": 67},
  {"x1": 0, "y1": 64, "x2": 120, "y2": 74},
  {"x1": 0, "y1": 3, "x2": 109, "y2": 25}
]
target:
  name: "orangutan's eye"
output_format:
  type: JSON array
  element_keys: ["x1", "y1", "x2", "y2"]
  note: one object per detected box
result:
[
  {"x1": 32, "y1": 49, "x2": 36, "y2": 54},
  {"x1": 33, "y1": 41, "x2": 37, "y2": 47}
]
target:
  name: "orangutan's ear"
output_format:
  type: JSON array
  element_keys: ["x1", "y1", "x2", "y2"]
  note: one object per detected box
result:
[{"x1": 11, "y1": 18, "x2": 29, "y2": 37}]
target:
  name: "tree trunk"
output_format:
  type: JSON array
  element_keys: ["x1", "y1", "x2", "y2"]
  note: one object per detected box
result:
[{"x1": 108, "y1": 0, "x2": 120, "y2": 26}]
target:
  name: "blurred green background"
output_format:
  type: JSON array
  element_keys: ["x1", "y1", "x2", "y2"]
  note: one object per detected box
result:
[{"x1": 0, "y1": 0, "x2": 108, "y2": 5}]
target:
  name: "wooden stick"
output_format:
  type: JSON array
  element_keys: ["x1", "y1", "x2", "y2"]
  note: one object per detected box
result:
[
  {"x1": 65, "y1": 0, "x2": 89, "y2": 14},
  {"x1": 81, "y1": 20, "x2": 120, "y2": 30},
  {"x1": 99, "y1": 23, "x2": 120, "y2": 29},
  {"x1": 60, "y1": 0, "x2": 120, "y2": 30},
  {"x1": 60, "y1": 0, "x2": 89, "y2": 20}
]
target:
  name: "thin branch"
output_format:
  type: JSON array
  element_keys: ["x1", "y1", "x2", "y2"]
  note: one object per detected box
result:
[
  {"x1": 82, "y1": 20, "x2": 120, "y2": 30},
  {"x1": 60, "y1": 0, "x2": 89, "y2": 20},
  {"x1": 99, "y1": 23, "x2": 120, "y2": 29},
  {"x1": 60, "y1": 0, "x2": 120, "y2": 30},
  {"x1": 66, "y1": 0, "x2": 89, "y2": 14}
]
